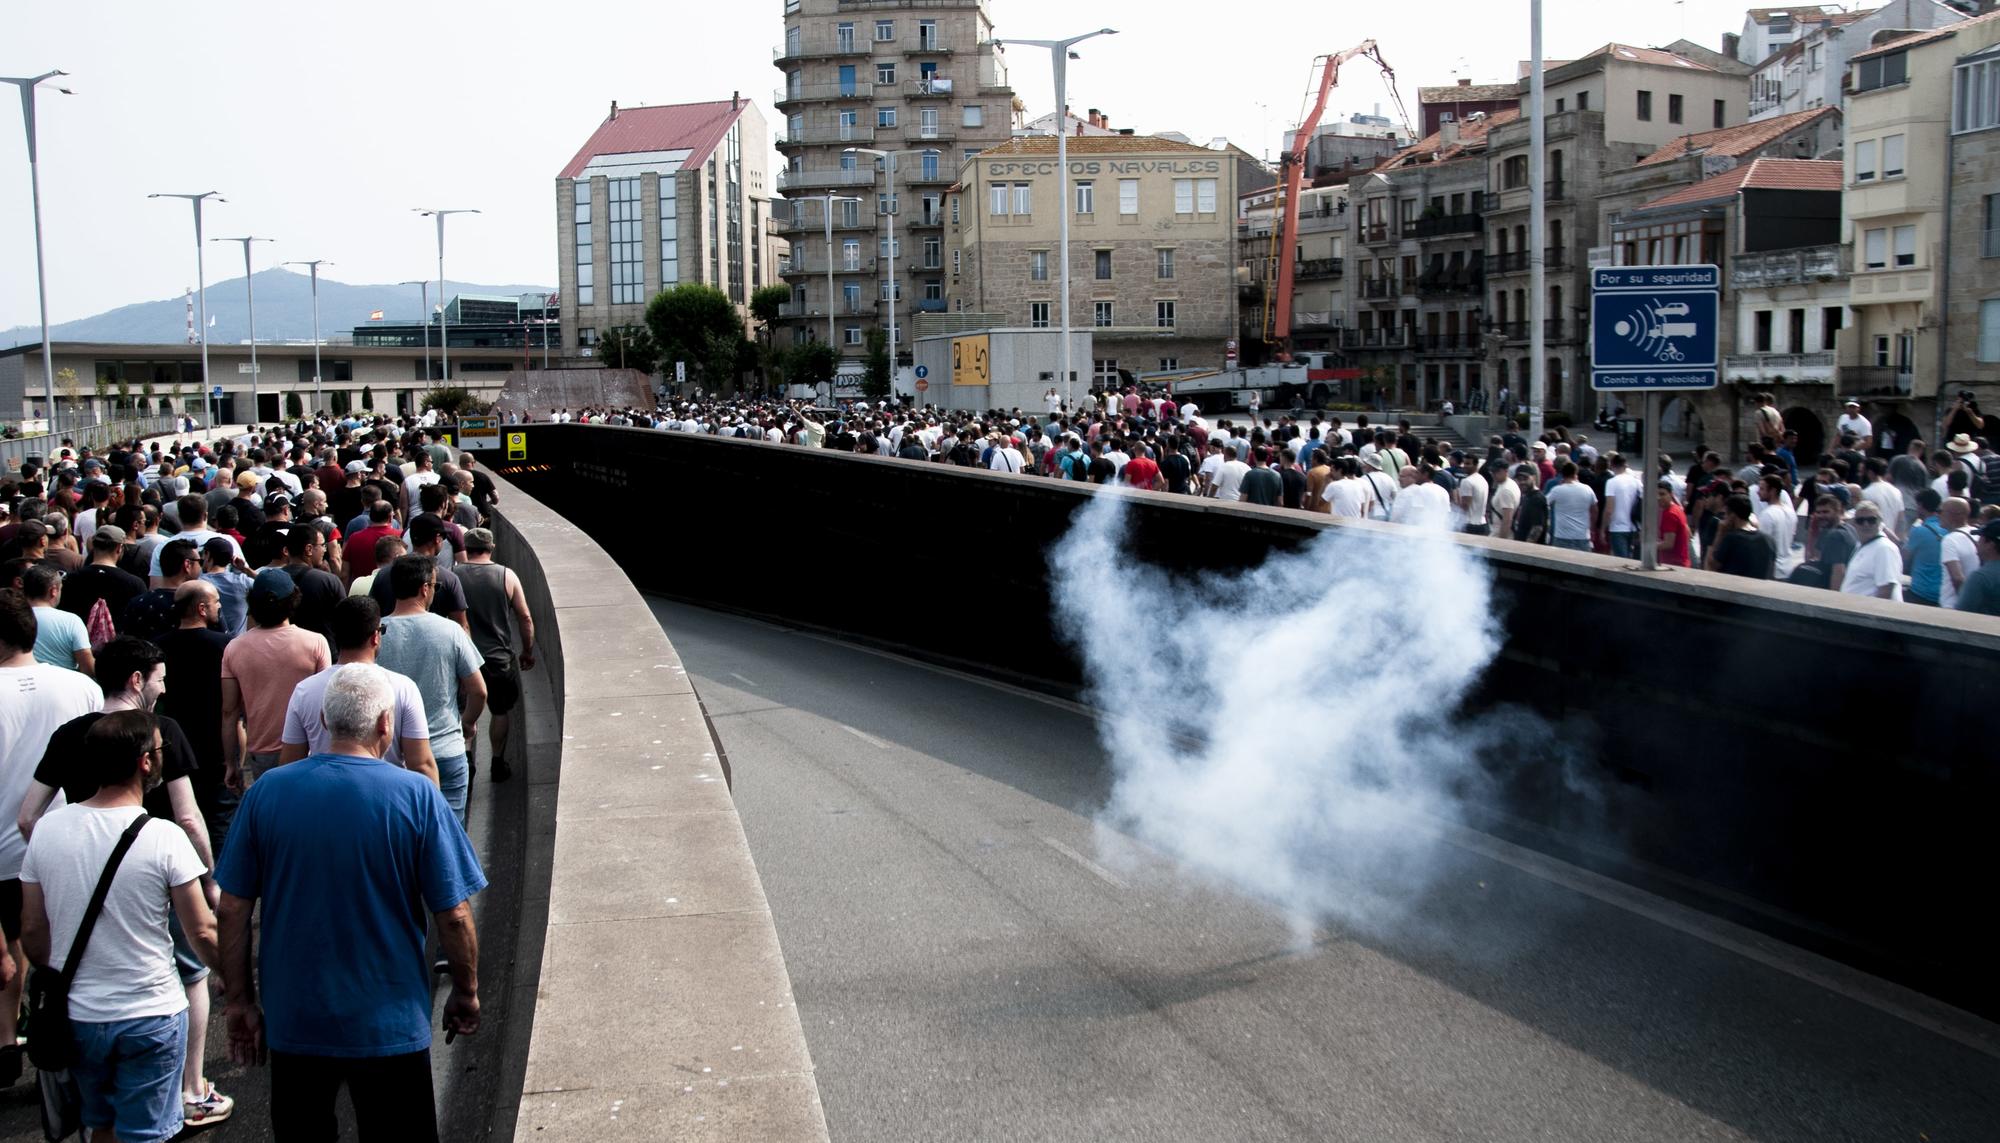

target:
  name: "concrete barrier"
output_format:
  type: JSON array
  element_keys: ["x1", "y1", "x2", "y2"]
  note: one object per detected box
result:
[
  {"x1": 480, "y1": 423, "x2": 2000, "y2": 1020},
  {"x1": 485, "y1": 469, "x2": 830, "y2": 1141}
]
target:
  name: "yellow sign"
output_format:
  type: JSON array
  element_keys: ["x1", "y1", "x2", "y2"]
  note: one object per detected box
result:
[
  {"x1": 506, "y1": 431, "x2": 527, "y2": 460},
  {"x1": 952, "y1": 334, "x2": 991, "y2": 387},
  {"x1": 438, "y1": 433, "x2": 453, "y2": 448}
]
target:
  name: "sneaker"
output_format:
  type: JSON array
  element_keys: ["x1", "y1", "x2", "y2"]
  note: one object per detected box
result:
[
  {"x1": 490, "y1": 758, "x2": 513, "y2": 783},
  {"x1": 184, "y1": 1084, "x2": 235, "y2": 1127}
]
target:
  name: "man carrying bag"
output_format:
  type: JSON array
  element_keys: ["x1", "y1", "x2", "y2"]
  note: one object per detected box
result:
[{"x1": 20, "y1": 710, "x2": 221, "y2": 1143}]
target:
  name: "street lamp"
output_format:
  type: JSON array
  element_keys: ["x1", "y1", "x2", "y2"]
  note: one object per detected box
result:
[
  {"x1": 993, "y1": 28, "x2": 1117, "y2": 411},
  {"x1": 845, "y1": 147, "x2": 902, "y2": 394},
  {"x1": 284, "y1": 259, "x2": 332, "y2": 414},
  {"x1": 151, "y1": 192, "x2": 225, "y2": 428},
  {"x1": 415, "y1": 208, "x2": 479, "y2": 390},
  {"x1": 805, "y1": 192, "x2": 863, "y2": 404},
  {"x1": 398, "y1": 279, "x2": 432, "y2": 385},
  {"x1": 7, "y1": 70, "x2": 73, "y2": 432},
  {"x1": 212, "y1": 236, "x2": 274, "y2": 423}
]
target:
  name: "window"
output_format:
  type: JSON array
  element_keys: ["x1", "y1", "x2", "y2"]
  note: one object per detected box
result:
[
  {"x1": 840, "y1": 150, "x2": 858, "y2": 171},
  {"x1": 836, "y1": 22, "x2": 855, "y2": 52},
  {"x1": 840, "y1": 198, "x2": 861, "y2": 227},
  {"x1": 573, "y1": 179, "x2": 594, "y2": 305},
  {"x1": 952, "y1": 249, "x2": 961, "y2": 275},
  {"x1": 1864, "y1": 228, "x2": 1887, "y2": 270},
  {"x1": 578, "y1": 326, "x2": 596, "y2": 347},
  {"x1": 1637, "y1": 90, "x2": 1653, "y2": 121},
  {"x1": 1714, "y1": 99, "x2": 1727, "y2": 129},
  {"x1": 1197, "y1": 179, "x2": 1217, "y2": 213},
  {"x1": 963, "y1": 105, "x2": 984, "y2": 128},
  {"x1": 920, "y1": 107, "x2": 940, "y2": 138},
  {"x1": 1502, "y1": 155, "x2": 1529, "y2": 189},
  {"x1": 1980, "y1": 300, "x2": 2000, "y2": 362},
  {"x1": 844, "y1": 326, "x2": 862, "y2": 346},
  {"x1": 1855, "y1": 139, "x2": 1876, "y2": 183},
  {"x1": 1174, "y1": 179, "x2": 1194, "y2": 213},
  {"x1": 1823, "y1": 306, "x2": 1842, "y2": 349},
  {"x1": 1030, "y1": 250, "x2": 1048, "y2": 280},
  {"x1": 785, "y1": 26, "x2": 801, "y2": 57},
  {"x1": 922, "y1": 237, "x2": 941, "y2": 269},
  {"x1": 1155, "y1": 300, "x2": 1176, "y2": 328},
  {"x1": 1030, "y1": 302, "x2": 1050, "y2": 328},
  {"x1": 1094, "y1": 301, "x2": 1114, "y2": 327},
  {"x1": 1576, "y1": 90, "x2": 1589, "y2": 111},
  {"x1": 1075, "y1": 181, "x2": 1094, "y2": 215},
  {"x1": 1754, "y1": 310, "x2": 1773, "y2": 352},
  {"x1": 1157, "y1": 248, "x2": 1175, "y2": 279},
  {"x1": 918, "y1": 19, "x2": 939, "y2": 50},
  {"x1": 1874, "y1": 334, "x2": 1891, "y2": 367},
  {"x1": 951, "y1": 196, "x2": 960, "y2": 224},
  {"x1": 1855, "y1": 51, "x2": 1909, "y2": 94},
  {"x1": 877, "y1": 235, "x2": 900, "y2": 259},
  {"x1": 1809, "y1": 45, "x2": 1822, "y2": 72},
  {"x1": 879, "y1": 279, "x2": 899, "y2": 301},
  {"x1": 1788, "y1": 308, "x2": 1806, "y2": 353},
  {"x1": 920, "y1": 151, "x2": 941, "y2": 181},
  {"x1": 1119, "y1": 179, "x2": 1139, "y2": 215},
  {"x1": 1668, "y1": 93, "x2": 1683, "y2": 124},
  {"x1": 843, "y1": 282, "x2": 861, "y2": 311},
  {"x1": 1987, "y1": 194, "x2": 2000, "y2": 258},
  {"x1": 1882, "y1": 133, "x2": 1905, "y2": 179},
  {"x1": 1094, "y1": 359, "x2": 1118, "y2": 384},
  {"x1": 877, "y1": 192, "x2": 897, "y2": 217},
  {"x1": 877, "y1": 63, "x2": 896, "y2": 86},
  {"x1": 874, "y1": 18, "x2": 894, "y2": 41},
  {"x1": 842, "y1": 239, "x2": 861, "y2": 271},
  {"x1": 1555, "y1": 97, "x2": 1565, "y2": 113},
  {"x1": 990, "y1": 184, "x2": 1009, "y2": 216},
  {"x1": 1094, "y1": 250, "x2": 1112, "y2": 280},
  {"x1": 1955, "y1": 56, "x2": 2000, "y2": 133},
  {"x1": 1159, "y1": 358, "x2": 1179, "y2": 371},
  {"x1": 1012, "y1": 183, "x2": 1032, "y2": 216},
  {"x1": 659, "y1": 174, "x2": 678, "y2": 287},
  {"x1": 1893, "y1": 225, "x2": 1916, "y2": 267},
  {"x1": 877, "y1": 106, "x2": 897, "y2": 128}
]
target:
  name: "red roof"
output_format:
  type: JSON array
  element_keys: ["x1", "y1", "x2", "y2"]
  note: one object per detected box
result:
[
  {"x1": 558, "y1": 99, "x2": 746, "y2": 179},
  {"x1": 1633, "y1": 157, "x2": 1842, "y2": 213},
  {"x1": 1381, "y1": 107, "x2": 1520, "y2": 168},
  {"x1": 1636, "y1": 106, "x2": 1836, "y2": 167},
  {"x1": 1852, "y1": 8, "x2": 2000, "y2": 62},
  {"x1": 1576, "y1": 43, "x2": 1715, "y2": 71}
]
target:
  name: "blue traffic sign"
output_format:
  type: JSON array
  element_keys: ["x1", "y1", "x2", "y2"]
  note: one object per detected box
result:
[
  {"x1": 914, "y1": 364, "x2": 929, "y2": 380},
  {"x1": 211, "y1": 386, "x2": 224, "y2": 397},
  {"x1": 1591, "y1": 265, "x2": 1720, "y2": 391}
]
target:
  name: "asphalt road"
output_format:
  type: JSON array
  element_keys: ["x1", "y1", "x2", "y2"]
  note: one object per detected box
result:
[{"x1": 652, "y1": 598, "x2": 2000, "y2": 1143}]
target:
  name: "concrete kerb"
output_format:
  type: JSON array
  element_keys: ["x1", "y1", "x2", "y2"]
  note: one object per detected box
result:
[{"x1": 485, "y1": 469, "x2": 832, "y2": 1143}]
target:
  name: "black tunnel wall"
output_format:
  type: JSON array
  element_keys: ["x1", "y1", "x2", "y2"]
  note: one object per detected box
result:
[{"x1": 480, "y1": 423, "x2": 2000, "y2": 1017}]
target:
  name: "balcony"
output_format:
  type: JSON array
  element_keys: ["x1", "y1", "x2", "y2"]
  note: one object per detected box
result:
[
  {"x1": 903, "y1": 164, "x2": 955, "y2": 185},
  {"x1": 1360, "y1": 221, "x2": 1397, "y2": 245},
  {"x1": 1722, "y1": 352, "x2": 1836, "y2": 384},
  {"x1": 1359, "y1": 276, "x2": 1402, "y2": 302},
  {"x1": 1416, "y1": 272, "x2": 1482, "y2": 298},
  {"x1": 773, "y1": 84, "x2": 874, "y2": 110},
  {"x1": 1410, "y1": 212, "x2": 1483, "y2": 239},
  {"x1": 905, "y1": 39, "x2": 953, "y2": 55},
  {"x1": 777, "y1": 168, "x2": 878, "y2": 191},
  {"x1": 904, "y1": 210, "x2": 947, "y2": 228},
  {"x1": 1417, "y1": 332, "x2": 1481, "y2": 356},
  {"x1": 1729, "y1": 244, "x2": 1843, "y2": 289},
  {"x1": 916, "y1": 298, "x2": 948, "y2": 313},
  {"x1": 1484, "y1": 247, "x2": 1568, "y2": 276},
  {"x1": 908, "y1": 77, "x2": 959, "y2": 97},
  {"x1": 905, "y1": 125, "x2": 957, "y2": 144},
  {"x1": 1295, "y1": 256, "x2": 1344, "y2": 279},
  {"x1": 776, "y1": 126, "x2": 878, "y2": 149},
  {"x1": 783, "y1": 256, "x2": 878, "y2": 276},
  {"x1": 773, "y1": 39, "x2": 871, "y2": 67},
  {"x1": 1844, "y1": 365, "x2": 1916, "y2": 396},
  {"x1": 1341, "y1": 327, "x2": 1413, "y2": 350},
  {"x1": 1481, "y1": 178, "x2": 1568, "y2": 214},
  {"x1": 773, "y1": 213, "x2": 874, "y2": 237},
  {"x1": 1290, "y1": 311, "x2": 1341, "y2": 332},
  {"x1": 1496, "y1": 318, "x2": 1570, "y2": 343}
]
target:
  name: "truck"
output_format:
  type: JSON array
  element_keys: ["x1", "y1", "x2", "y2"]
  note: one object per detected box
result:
[{"x1": 1138, "y1": 352, "x2": 1360, "y2": 411}]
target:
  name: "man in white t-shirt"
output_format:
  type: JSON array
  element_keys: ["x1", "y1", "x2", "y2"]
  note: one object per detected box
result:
[
  {"x1": 20, "y1": 710, "x2": 218, "y2": 1143},
  {"x1": 1325, "y1": 462, "x2": 1373, "y2": 520},
  {"x1": 1836, "y1": 401, "x2": 1873, "y2": 450},
  {"x1": 1599, "y1": 454, "x2": 1643, "y2": 557},
  {"x1": 1840, "y1": 506, "x2": 1903, "y2": 601},
  {"x1": 1196, "y1": 441, "x2": 1226, "y2": 496},
  {"x1": 401, "y1": 449, "x2": 441, "y2": 518},
  {"x1": 1455, "y1": 454, "x2": 1491, "y2": 535},
  {"x1": 279, "y1": 596, "x2": 436, "y2": 782},
  {"x1": 1937, "y1": 497, "x2": 1982, "y2": 610},
  {"x1": 1487, "y1": 462, "x2": 1522, "y2": 536},
  {"x1": 1546, "y1": 462, "x2": 1600, "y2": 551},
  {"x1": 1210, "y1": 446, "x2": 1251, "y2": 501}
]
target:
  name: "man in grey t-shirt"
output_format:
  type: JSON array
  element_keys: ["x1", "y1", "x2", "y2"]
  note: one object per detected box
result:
[{"x1": 375, "y1": 557, "x2": 485, "y2": 823}]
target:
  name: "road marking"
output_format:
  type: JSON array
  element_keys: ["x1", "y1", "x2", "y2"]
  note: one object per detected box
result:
[
  {"x1": 837, "y1": 724, "x2": 888, "y2": 749},
  {"x1": 728, "y1": 672, "x2": 760, "y2": 687},
  {"x1": 1042, "y1": 837, "x2": 1128, "y2": 890}
]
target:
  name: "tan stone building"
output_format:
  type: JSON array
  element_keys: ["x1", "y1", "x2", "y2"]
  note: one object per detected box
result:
[
  {"x1": 949, "y1": 135, "x2": 1238, "y2": 384},
  {"x1": 1945, "y1": 36, "x2": 2000, "y2": 421},
  {"x1": 554, "y1": 97, "x2": 779, "y2": 360}
]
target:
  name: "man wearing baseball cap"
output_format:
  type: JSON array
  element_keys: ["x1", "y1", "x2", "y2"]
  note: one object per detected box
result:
[
  {"x1": 221, "y1": 568, "x2": 333, "y2": 788},
  {"x1": 1836, "y1": 401, "x2": 1873, "y2": 451},
  {"x1": 57, "y1": 526, "x2": 146, "y2": 633}
]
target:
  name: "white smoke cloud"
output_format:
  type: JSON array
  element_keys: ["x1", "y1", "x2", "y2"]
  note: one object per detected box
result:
[{"x1": 1051, "y1": 488, "x2": 1527, "y2": 937}]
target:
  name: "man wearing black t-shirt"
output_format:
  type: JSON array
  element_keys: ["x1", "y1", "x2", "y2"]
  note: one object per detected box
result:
[
  {"x1": 58, "y1": 527, "x2": 147, "y2": 631},
  {"x1": 155, "y1": 581, "x2": 234, "y2": 854},
  {"x1": 281, "y1": 525, "x2": 345, "y2": 647}
]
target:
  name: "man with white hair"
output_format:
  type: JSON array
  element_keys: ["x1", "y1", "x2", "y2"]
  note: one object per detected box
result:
[{"x1": 215, "y1": 663, "x2": 485, "y2": 1140}]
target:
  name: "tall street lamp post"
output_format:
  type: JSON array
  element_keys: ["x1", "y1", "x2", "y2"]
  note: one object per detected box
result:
[
  {"x1": 809, "y1": 192, "x2": 863, "y2": 404},
  {"x1": 284, "y1": 259, "x2": 332, "y2": 414},
  {"x1": 416, "y1": 208, "x2": 479, "y2": 390},
  {"x1": 149, "y1": 192, "x2": 224, "y2": 430},
  {"x1": 399, "y1": 279, "x2": 432, "y2": 385},
  {"x1": 992, "y1": 28, "x2": 1117, "y2": 412},
  {"x1": 5, "y1": 69, "x2": 73, "y2": 433},
  {"x1": 846, "y1": 147, "x2": 901, "y2": 395},
  {"x1": 212, "y1": 236, "x2": 274, "y2": 423}
]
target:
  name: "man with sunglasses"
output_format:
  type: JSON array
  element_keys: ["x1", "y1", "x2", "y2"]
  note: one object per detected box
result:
[{"x1": 1839, "y1": 505, "x2": 1904, "y2": 602}]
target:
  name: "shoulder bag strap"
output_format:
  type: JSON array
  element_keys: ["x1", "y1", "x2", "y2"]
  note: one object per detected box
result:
[{"x1": 59, "y1": 814, "x2": 152, "y2": 983}]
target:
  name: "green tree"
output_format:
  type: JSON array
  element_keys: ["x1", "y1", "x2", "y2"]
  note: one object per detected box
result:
[
  {"x1": 645, "y1": 283, "x2": 747, "y2": 392},
  {"x1": 330, "y1": 390, "x2": 351, "y2": 416},
  {"x1": 361, "y1": 385, "x2": 376, "y2": 412},
  {"x1": 750, "y1": 284, "x2": 791, "y2": 392},
  {"x1": 285, "y1": 391, "x2": 304, "y2": 418},
  {"x1": 598, "y1": 325, "x2": 660, "y2": 374},
  {"x1": 421, "y1": 385, "x2": 487, "y2": 418},
  {"x1": 861, "y1": 328, "x2": 892, "y2": 399},
  {"x1": 786, "y1": 342, "x2": 839, "y2": 403}
]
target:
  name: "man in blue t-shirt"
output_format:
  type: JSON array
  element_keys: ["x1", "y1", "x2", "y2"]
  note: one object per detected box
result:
[{"x1": 214, "y1": 663, "x2": 485, "y2": 1141}]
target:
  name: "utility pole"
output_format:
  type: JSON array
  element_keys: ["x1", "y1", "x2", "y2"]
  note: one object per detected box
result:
[
  {"x1": 284, "y1": 259, "x2": 333, "y2": 414},
  {"x1": 4, "y1": 70, "x2": 73, "y2": 434},
  {"x1": 1528, "y1": 0, "x2": 1547, "y2": 439},
  {"x1": 213, "y1": 236, "x2": 274, "y2": 423},
  {"x1": 416, "y1": 208, "x2": 479, "y2": 389}
]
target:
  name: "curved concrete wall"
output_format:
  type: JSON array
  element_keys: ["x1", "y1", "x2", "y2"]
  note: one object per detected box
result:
[
  {"x1": 481, "y1": 425, "x2": 2000, "y2": 1020},
  {"x1": 485, "y1": 470, "x2": 830, "y2": 1141}
]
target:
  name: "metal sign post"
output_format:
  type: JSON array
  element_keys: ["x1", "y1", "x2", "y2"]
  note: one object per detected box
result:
[{"x1": 1590, "y1": 264, "x2": 1720, "y2": 572}]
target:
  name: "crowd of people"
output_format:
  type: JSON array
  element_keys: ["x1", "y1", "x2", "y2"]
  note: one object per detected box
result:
[
  {"x1": 0, "y1": 415, "x2": 534, "y2": 1140},
  {"x1": 540, "y1": 385, "x2": 2000, "y2": 618}
]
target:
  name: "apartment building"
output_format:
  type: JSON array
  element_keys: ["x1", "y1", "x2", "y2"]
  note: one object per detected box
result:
[
  {"x1": 1732, "y1": 6, "x2": 1847, "y2": 66},
  {"x1": 1842, "y1": 9, "x2": 2000, "y2": 433},
  {"x1": 949, "y1": 135, "x2": 1238, "y2": 381},
  {"x1": 1238, "y1": 184, "x2": 1349, "y2": 362},
  {"x1": 1347, "y1": 109, "x2": 1510, "y2": 410},
  {"x1": 554, "y1": 98, "x2": 775, "y2": 360},
  {"x1": 1483, "y1": 44, "x2": 1750, "y2": 417},
  {"x1": 773, "y1": 0, "x2": 1015, "y2": 361},
  {"x1": 1752, "y1": 3, "x2": 1972, "y2": 122},
  {"x1": 1947, "y1": 37, "x2": 2000, "y2": 412},
  {"x1": 1417, "y1": 80, "x2": 1520, "y2": 137}
]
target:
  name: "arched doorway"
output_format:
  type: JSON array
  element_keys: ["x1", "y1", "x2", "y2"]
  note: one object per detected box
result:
[
  {"x1": 1873, "y1": 411, "x2": 1920, "y2": 458},
  {"x1": 1782, "y1": 407, "x2": 1824, "y2": 461}
]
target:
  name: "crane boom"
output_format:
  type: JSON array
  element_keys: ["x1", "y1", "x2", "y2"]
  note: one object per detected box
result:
[{"x1": 1271, "y1": 41, "x2": 1404, "y2": 361}]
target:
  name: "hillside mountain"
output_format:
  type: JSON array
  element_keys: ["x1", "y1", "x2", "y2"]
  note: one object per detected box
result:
[{"x1": 1, "y1": 269, "x2": 555, "y2": 347}]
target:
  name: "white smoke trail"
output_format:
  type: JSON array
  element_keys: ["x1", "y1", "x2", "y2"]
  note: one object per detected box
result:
[{"x1": 1051, "y1": 488, "x2": 1515, "y2": 937}]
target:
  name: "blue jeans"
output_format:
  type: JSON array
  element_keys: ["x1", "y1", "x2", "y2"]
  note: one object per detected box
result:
[
  {"x1": 437, "y1": 752, "x2": 469, "y2": 824},
  {"x1": 1608, "y1": 531, "x2": 1636, "y2": 558},
  {"x1": 1553, "y1": 537, "x2": 1591, "y2": 552},
  {"x1": 73, "y1": 1011, "x2": 188, "y2": 1143}
]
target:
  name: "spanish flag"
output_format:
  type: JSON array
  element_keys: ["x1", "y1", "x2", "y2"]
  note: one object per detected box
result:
[{"x1": 369, "y1": 309, "x2": 384, "y2": 321}]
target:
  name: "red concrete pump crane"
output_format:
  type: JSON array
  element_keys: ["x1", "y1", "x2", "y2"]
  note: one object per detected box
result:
[{"x1": 1271, "y1": 41, "x2": 1408, "y2": 362}]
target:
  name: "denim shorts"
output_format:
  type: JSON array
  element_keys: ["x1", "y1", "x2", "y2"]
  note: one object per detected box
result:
[
  {"x1": 73, "y1": 1011, "x2": 188, "y2": 1143},
  {"x1": 436, "y1": 752, "x2": 468, "y2": 824}
]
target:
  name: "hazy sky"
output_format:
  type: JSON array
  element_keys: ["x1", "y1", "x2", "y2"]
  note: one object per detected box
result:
[{"x1": 3, "y1": 0, "x2": 1761, "y2": 328}]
